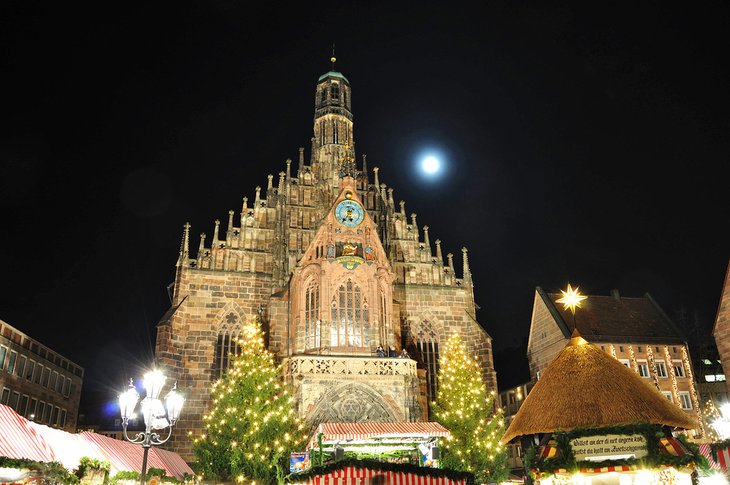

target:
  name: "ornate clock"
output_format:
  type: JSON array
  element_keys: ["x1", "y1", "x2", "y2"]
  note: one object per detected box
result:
[{"x1": 335, "y1": 199, "x2": 364, "y2": 227}]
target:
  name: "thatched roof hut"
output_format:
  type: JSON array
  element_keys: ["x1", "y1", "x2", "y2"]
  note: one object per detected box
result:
[{"x1": 501, "y1": 330, "x2": 698, "y2": 444}]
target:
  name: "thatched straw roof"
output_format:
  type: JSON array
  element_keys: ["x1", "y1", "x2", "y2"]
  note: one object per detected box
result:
[{"x1": 500, "y1": 330, "x2": 698, "y2": 444}]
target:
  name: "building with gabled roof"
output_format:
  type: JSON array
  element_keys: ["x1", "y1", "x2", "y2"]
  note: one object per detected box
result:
[
  {"x1": 712, "y1": 260, "x2": 730, "y2": 398},
  {"x1": 526, "y1": 287, "x2": 701, "y2": 432}
]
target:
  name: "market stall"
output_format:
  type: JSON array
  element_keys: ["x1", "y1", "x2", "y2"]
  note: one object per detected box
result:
[
  {"x1": 306, "y1": 422, "x2": 450, "y2": 468},
  {"x1": 500, "y1": 329, "x2": 706, "y2": 485}
]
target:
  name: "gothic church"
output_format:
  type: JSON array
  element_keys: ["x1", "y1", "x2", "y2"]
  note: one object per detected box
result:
[{"x1": 155, "y1": 64, "x2": 497, "y2": 460}]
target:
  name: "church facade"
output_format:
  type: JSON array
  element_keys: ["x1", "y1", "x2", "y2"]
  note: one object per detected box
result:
[{"x1": 155, "y1": 66, "x2": 497, "y2": 460}]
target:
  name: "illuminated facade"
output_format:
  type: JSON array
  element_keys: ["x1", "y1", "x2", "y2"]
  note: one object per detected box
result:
[{"x1": 155, "y1": 67, "x2": 496, "y2": 459}]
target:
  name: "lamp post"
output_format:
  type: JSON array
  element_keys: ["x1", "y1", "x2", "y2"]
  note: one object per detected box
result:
[{"x1": 119, "y1": 370, "x2": 185, "y2": 485}]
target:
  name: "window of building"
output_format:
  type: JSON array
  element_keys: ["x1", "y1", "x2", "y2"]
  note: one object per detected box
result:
[
  {"x1": 0, "y1": 345, "x2": 6, "y2": 370},
  {"x1": 672, "y1": 360, "x2": 685, "y2": 378},
  {"x1": 60, "y1": 409, "x2": 67, "y2": 427},
  {"x1": 656, "y1": 361, "x2": 668, "y2": 378},
  {"x1": 63, "y1": 377, "x2": 71, "y2": 397},
  {"x1": 679, "y1": 392, "x2": 692, "y2": 410},
  {"x1": 49, "y1": 371, "x2": 57, "y2": 392},
  {"x1": 28, "y1": 398, "x2": 37, "y2": 419},
  {"x1": 34, "y1": 364, "x2": 43, "y2": 384},
  {"x1": 662, "y1": 391, "x2": 673, "y2": 401},
  {"x1": 333, "y1": 120, "x2": 339, "y2": 144},
  {"x1": 619, "y1": 359, "x2": 630, "y2": 367},
  {"x1": 37, "y1": 402, "x2": 46, "y2": 422},
  {"x1": 25, "y1": 359, "x2": 35, "y2": 380},
  {"x1": 52, "y1": 406, "x2": 60, "y2": 426},
  {"x1": 672, "y1": 347, "x2": 678, "y2": 354},
  {"x1": 7, "y1": 350, "x2": 17, "y2": 373},
  {"x1": 10, "y1": 391, "x2": 19, "y2": 409},
  {"x1": 415, "y1": 320, "x2": 440, "y2": 404},
  {"x1": 42, "y1": 367, "x2": 50, "y2": 387},
  {"x1": 655, "y1": 346, "x2": 660, "y2": 352},
  {"x1": 56, "y1": 373, "x2": 64, "y2": 393},
  {"x1": 45, "y1": 405, "x2": 53, "y2": 425},
  {"x1": 213, "y1": 313, "x2": 243, "y2": 380},
  {"x1": 637, "y1": 346, "x2": 643, "y2": 353},
  {"x1": 619, "y1": 346, "x2": 624, "y2": 353},
  {"x1": 1, "y1": 388, "x2": 10, "y2": 404},
  {"x1": 330, "y1": 279, "x2": 369, "y2": 348},
  {"x1": 331, "y1": 83, "x2": 340, "y2": 100},
  {"x1": 320, "y1": 88, "x2": 326, "y2": 104},
  {"x1": 305, "y1": 280, "x2": 320, "y2": 350},
  {"x1": 637, "y1": 360, "x2": 649, "y2": 378},
  {"x1": 16, "y1": 355, "x2": 26, "y2": 377},
  {"x1": 18, "y1": 395, "x2": 28, "y2": 415}
]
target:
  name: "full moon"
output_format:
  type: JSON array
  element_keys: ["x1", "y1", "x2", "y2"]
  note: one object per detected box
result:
[{"x1": 422, "y1": 156, "x2": 441, "y2": 174}]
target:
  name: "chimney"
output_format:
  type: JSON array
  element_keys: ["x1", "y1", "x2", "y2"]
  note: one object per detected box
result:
[{"x1": 611, "y1": 289, "x2": 620, "y2": 301}]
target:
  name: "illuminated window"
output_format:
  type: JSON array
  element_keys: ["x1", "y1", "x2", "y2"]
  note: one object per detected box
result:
[
  {"x1": 656, "y1": 361, "x2": 668, "y2": 378},
  {"x1": 637, "y1": 360, "x2": 649, "y2": 378},
  {"x1": 330, "y1": 279, "x2": 369, "y2": 348}
]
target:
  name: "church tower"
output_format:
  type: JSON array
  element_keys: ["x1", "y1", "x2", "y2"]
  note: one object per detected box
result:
[{"x1": 155, "y1": 60, "x2": 496, "y2": 460}]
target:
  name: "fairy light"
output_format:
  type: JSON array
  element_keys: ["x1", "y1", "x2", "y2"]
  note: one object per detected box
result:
[
  {"x1": 647, "y1": 346, "x2": 661, "y2": 391},
  {"x1": 628, "y1": 345, "x2": 639, "y2": 374},
  {"x1": 681, "y1": 345, "x2": 703, "y2": 435},
  {"x1": 664, "y1": 346, "x2": 680, "y2": 406}
]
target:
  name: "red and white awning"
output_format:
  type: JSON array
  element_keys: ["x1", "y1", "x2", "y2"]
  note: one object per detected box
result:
[
  {"x1": 0, "y1": 405, "x2": 193, "y2": 479},
  {"x1": 310, "y1": 422, "x2": 450, "y2": 449},
  {"x1": 0, "y1": 405, "x2": 55, "y2": 462}
]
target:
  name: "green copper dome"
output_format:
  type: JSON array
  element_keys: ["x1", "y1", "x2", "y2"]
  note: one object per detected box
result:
[{"x1": 318, "y1": 71, "x2": 349, "y2": 83}]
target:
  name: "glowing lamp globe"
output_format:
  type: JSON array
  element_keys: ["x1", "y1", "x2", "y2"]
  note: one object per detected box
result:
[
  {"x1": 165, "y1": 383, "x2": 185, "y2": 424},
  {"x1": 118, "y1": 381, "x2": 139, "y2": 420},
  {"x1": 143, "y1": 370, "x2": 167, "y2": 399}
]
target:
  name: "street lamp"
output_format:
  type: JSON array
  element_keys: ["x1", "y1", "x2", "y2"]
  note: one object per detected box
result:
[{"x1": 119, "y1": 370, "x2": 185, "y2": 485}]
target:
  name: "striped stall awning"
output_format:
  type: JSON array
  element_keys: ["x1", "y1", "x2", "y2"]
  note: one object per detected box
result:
[
  {"x1": 79, "y1": 432, "x2": 192, "y2": 479},
  {"x1": 292, "y1": 465, "x2": 468, "y2": 485},
  {"x1": 699, "y1": 443, "x2": 727, "y2": 472},
  {"x1": 0, "y1": 405, "x2": 55, "y2": 462},
  {"x1": 0, "y1": 404, "x2": 193, "y2": 480},
  {"x1": 313, "y1": 422, "x2": 450, "y2": 445}
]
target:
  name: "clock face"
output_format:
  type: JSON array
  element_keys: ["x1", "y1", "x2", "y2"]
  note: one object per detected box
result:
[{"x1": 335, "y1": 199, "x2": 364, "y2": 227}]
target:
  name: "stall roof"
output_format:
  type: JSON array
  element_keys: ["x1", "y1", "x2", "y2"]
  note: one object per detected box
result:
[
  {"x1": 0, "y1": 405, "x2": 193, "y2": 479},
  {"x1": 310, "y1": 422, "x2": 450, "y2": 449},
  {"x1": 0, "y1": 405, "x2": 55, "y2": 462}
]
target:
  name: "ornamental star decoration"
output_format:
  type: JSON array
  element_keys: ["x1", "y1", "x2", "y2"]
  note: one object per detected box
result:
[{"x1": 556, "y1": 284, "x2": 587, "y2": 315}]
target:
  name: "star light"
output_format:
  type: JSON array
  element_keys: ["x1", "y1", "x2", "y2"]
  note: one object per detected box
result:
[{"x1": 556, "y1": 284, "x2": 587, "y2": 315}]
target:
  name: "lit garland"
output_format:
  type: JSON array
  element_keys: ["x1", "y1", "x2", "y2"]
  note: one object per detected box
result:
[
  {"x1": 610, "y1": 344, "x2": 617, "y2": 360},
  {"x1": 192, "y1": 317, "x2": 307, "y2": 483},
  {"x1": 681, "y1": 346, "x2": 703, "y2": 435},
  {"x1": 665, "y1": 346, "x2": 680, "y2": 406},
  {"x1": 647, "y1": 346, "x2": 661, "y2": 391},
  {"x1": 629, "y1": 345, "x2": 639, "y2": 374},
  {"x1": 431, "y1": 334, "x2": 508, "y2": 484}
]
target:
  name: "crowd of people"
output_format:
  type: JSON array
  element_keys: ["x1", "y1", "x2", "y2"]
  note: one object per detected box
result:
[{"x1": 375, "y1": 345, "x2": 410, "y2": 358}]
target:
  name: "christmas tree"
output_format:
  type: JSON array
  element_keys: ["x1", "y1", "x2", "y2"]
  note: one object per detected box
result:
[
  {"x1": 431, "y1": 334, "x2": 508, "y2": 484},
  {"x1": 192, "y1": 317, "x2": 307, "y2": 484}
]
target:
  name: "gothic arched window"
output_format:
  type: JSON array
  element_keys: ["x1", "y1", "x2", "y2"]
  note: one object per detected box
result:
[
  {"x1": 415, "y1": 320, "x2": 440, "y2": 403},
  {"x1": 331, "y1": 83, "x2": 340, "y2": 100},
  {"x1": 305, "y1": 280, "x2": 320, "y2": 349},
  {"x1": 214, "y1": 312, "x2": 243, "y2": 379},
  {"x1": 380, "y1": 288, "x2": 389, "y2": 346},
  {"x1": 330, "y1": 279, "x2": 369, "y2": 348}
]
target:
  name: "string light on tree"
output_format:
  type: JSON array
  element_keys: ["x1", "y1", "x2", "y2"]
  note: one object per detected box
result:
[
  {"x1": 431, "y1": 334, "x2": 508, "y2": 484},
  {"x1": 193, "y1": 317, "x2": 306, "y2": 484}
]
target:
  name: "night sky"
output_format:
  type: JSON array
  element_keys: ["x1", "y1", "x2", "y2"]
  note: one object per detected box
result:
[{"x1": 2, "y1": 2, "x2": 729, "y2": 421}]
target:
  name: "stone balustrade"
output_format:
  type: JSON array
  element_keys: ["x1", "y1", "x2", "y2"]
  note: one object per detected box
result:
[{"x1": 284, "y1": 355, "x2": 417, "y2": 378}]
